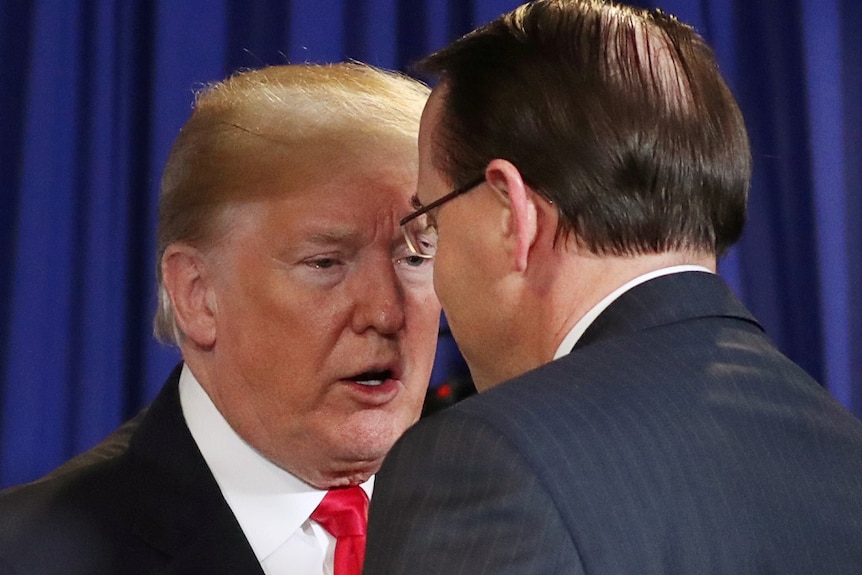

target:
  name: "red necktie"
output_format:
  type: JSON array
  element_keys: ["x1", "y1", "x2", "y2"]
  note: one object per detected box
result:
[{"x1": 310, "y1": 486, "x2": 369, "y2": 575}]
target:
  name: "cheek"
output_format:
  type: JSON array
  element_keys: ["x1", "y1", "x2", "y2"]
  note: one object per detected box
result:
[
  {"x1": 417, "y1": 302, "x2": 443, "y2": 353},
  {"x1": 402, "y1": 286, "x2": 441, "y2": 353},
  {"x1": 250, "y1": 272, "x2": 347, "y2": 329},
  {"x1": 221, "y1": 281, "x2": 348, "y2": 373},
  {"x1": 432, "y1": 242, "x2": 470, "y2": 314},
  {"x1": 432, "y1": 264, "x2": 455, "y2": 323}
]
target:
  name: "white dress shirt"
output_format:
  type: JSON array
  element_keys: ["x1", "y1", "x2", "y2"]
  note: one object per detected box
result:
[
  {"x1": 179, "y1": 365, "x2": 373, "y2": 575},
  {"x1": 553, "y1": 265, "x2": 713, "y2": 359}
]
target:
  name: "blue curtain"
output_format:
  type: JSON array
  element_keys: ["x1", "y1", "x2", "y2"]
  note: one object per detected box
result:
[{"x1": 1, "y1": 0, "x2": 859, "y2": 488}]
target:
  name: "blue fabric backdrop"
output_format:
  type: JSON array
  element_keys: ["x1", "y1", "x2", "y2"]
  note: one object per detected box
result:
[{"x1": 1, "y1": 0, "x2": 860, "y2": 488}]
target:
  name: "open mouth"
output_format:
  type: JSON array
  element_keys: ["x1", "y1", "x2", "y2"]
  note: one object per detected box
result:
[{"x1": 350, "y1": 370, "x2": 394, "y2": 387}]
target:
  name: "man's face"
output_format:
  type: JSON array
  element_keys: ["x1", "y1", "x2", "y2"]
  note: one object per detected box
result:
[
  {"x1": 416, "y1": 89, "x2": 508, "y2": 389},
  {"x1": 201, "y1": 148, "x2": 440, "y2": 488}
]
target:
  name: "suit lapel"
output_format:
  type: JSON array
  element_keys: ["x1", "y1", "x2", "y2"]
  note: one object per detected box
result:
[
  {"x1": 126, "y1": 365, "x2": 265, "y2": 575},
  {"x1": 148, "y1": 516, "x2": 265, "y2": 575},
  {"x1": 575, "y1": 271, "x2": 762, "y2": 351}
]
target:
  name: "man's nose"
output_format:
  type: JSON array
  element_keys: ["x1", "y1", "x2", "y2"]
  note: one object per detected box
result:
[{"x1": 350, "y1": 258, "x2": 406, "y2": 335}]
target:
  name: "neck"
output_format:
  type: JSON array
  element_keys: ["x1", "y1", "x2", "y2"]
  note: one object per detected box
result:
[
  {"x1": 470, "y1": 250, "x2": 715, "y2": 391},
  {"x1": 545, "y1": 249, "x2": 715, "y2": 358}
]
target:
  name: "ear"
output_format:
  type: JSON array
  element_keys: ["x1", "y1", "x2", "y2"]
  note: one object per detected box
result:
[
  {"x1": 485, "y1": 159, "x2": 538, "y2": 272},
  {"x1": 160, "y1": 243, "x2": 218, "y2": 348}
]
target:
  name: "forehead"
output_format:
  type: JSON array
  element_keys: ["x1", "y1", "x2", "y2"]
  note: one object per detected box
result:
[
  {"x1": 419, "y1": 88, "x2": 446, "y2": 152},
  {"x1": 224, "y1": 130, "x2": 416, "y2": 193},
  {"x1": 417, "y1": 88, "x2": 450, "y2": 204},
  {"x1": 235, "y1": 153, "x2": 417, "y2": 238}
]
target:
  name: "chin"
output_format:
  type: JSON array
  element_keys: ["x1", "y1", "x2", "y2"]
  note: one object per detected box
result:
[
  {"x1": 302, "y1": 407, "x2": 420, "y2": 486},
  {"x1": 289, "y1": 443, "x2": 384, "y2": 489},
  {"x1": 344, "y1": 415, "x2": 413, "y2": 460},
  {"x1": 318, "y1": 449, "x2": 385, "y2": 487}
]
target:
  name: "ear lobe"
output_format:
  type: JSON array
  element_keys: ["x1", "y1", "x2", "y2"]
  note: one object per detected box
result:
[
  {"x1": 485, "y1": 159, "x2": 538, "y2": 272},
  {"x1": 160, "y1": 244, "x2": 217, "y2": 348}
]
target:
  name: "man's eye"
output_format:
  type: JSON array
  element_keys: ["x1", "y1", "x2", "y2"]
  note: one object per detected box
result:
[
  {"x1": 306, "y1": 258, "x2": 339, "y2": 269},
  {"x1": 418, "y1": 234, "x2": 437, "y2": 253},
  {"x1": 404, "y1": 254, "x2": 432, "y2": 267}
]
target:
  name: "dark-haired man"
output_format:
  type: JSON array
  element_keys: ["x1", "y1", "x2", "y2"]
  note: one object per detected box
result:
[{"x1": 363, "y1": 1, "x2": 862, "y2": 573}]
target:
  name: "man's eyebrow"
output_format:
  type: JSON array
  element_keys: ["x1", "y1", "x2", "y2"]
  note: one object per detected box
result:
[
  {"x1": 303, "y1": 230, "x2": 360, "y2": 245},
  {"x1": 410, "y1": 194, "x2": 423, "y2": 210}
]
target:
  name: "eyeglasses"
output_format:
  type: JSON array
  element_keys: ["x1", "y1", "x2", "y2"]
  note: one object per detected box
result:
[{"x1": 400, "y1": 176, "x2": 486, "y2": 259}]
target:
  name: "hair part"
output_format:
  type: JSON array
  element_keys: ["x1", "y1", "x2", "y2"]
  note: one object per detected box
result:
[
  {"x1": 153, "y1": 63, "x2": 429, "y2": 344},
  {"x1": 416, "y1": 0, "x2": 751, "y2": 258}
]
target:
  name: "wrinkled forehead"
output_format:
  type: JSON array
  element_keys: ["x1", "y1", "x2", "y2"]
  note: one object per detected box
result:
[
  {"x1": 216, "y1": 158, "x2": 418, "y2": 251},
  {"x1": 214, "y1": 123, "x2": 419, "y2": 203}
]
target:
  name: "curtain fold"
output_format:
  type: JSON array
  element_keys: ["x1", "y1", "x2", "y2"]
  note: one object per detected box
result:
[
  {"x1": 802, "y1": 0, "x2": 851, "y2": 408},
  {"x1": 1, "y1": 0, "x2": 859, "y2": 487}
]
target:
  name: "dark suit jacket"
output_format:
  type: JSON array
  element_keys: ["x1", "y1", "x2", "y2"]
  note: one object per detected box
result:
[
  {"x1": 0, "y1": 365, "x2": 263, "y2": 575},
  {"x1": 364, "y1": 272, "x2": 862, "y2": 574}
]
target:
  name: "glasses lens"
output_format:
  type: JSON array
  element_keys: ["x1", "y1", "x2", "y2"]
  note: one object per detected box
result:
[{"x1": 403, "y1": 215, "x2": 438, "y2": 258}]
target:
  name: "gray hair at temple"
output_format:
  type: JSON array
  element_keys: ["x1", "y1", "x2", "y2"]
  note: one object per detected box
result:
[
  {"x1": 153, "y1": 63, "x2": 430, "y2": 344},
  {"x1": 416, "y1": 0, "x2": 751, "y2": 258}
]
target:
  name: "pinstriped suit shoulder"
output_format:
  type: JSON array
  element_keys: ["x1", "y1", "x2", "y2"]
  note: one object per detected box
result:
[{"x1": 365, "y1": 272, "x2": 862, "y2": 574}]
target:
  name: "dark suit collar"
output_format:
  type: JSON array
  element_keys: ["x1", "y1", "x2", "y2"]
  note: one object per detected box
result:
[
  {"x1": 574, "y1": 271, "x2": 762, "y2": 351},
  {"x1": 126, "y1": 364, "x2": 264, "y2": 574}
]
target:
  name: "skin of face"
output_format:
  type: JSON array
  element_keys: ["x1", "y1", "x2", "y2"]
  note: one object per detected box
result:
[
  {"x1": 194, "y1": 146, "x2": 441, "y2": 489},
  {"x1": 416, "y1": 89, "x2": 513, "y2": 389}
]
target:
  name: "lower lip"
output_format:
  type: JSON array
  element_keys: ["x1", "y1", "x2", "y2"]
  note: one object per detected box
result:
[{"x1": 342, "y1": 378, "x2": 401, "y2": 405}]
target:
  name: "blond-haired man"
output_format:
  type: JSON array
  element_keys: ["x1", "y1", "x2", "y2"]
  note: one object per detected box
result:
[{"x1": 0, "y1": 63, "x2": 440, "y2": 575}]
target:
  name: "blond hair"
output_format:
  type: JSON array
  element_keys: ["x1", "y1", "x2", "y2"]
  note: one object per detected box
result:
[{"x1": 154, "y1": 63, "x2": 430, "y2": 344}]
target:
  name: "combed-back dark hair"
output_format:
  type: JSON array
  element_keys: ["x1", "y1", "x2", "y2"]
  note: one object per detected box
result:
[{"x1": 416, "y1": 0, "x2": 751, "y2": 257}]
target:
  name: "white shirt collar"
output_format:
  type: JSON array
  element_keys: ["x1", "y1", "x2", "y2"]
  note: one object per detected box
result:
[
  {"x1": 178, "y1": 365, "x2": 373, "y2": 563},
  {"x1": 553, "y1": 265, "x2": 713, "y2": 359}
]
